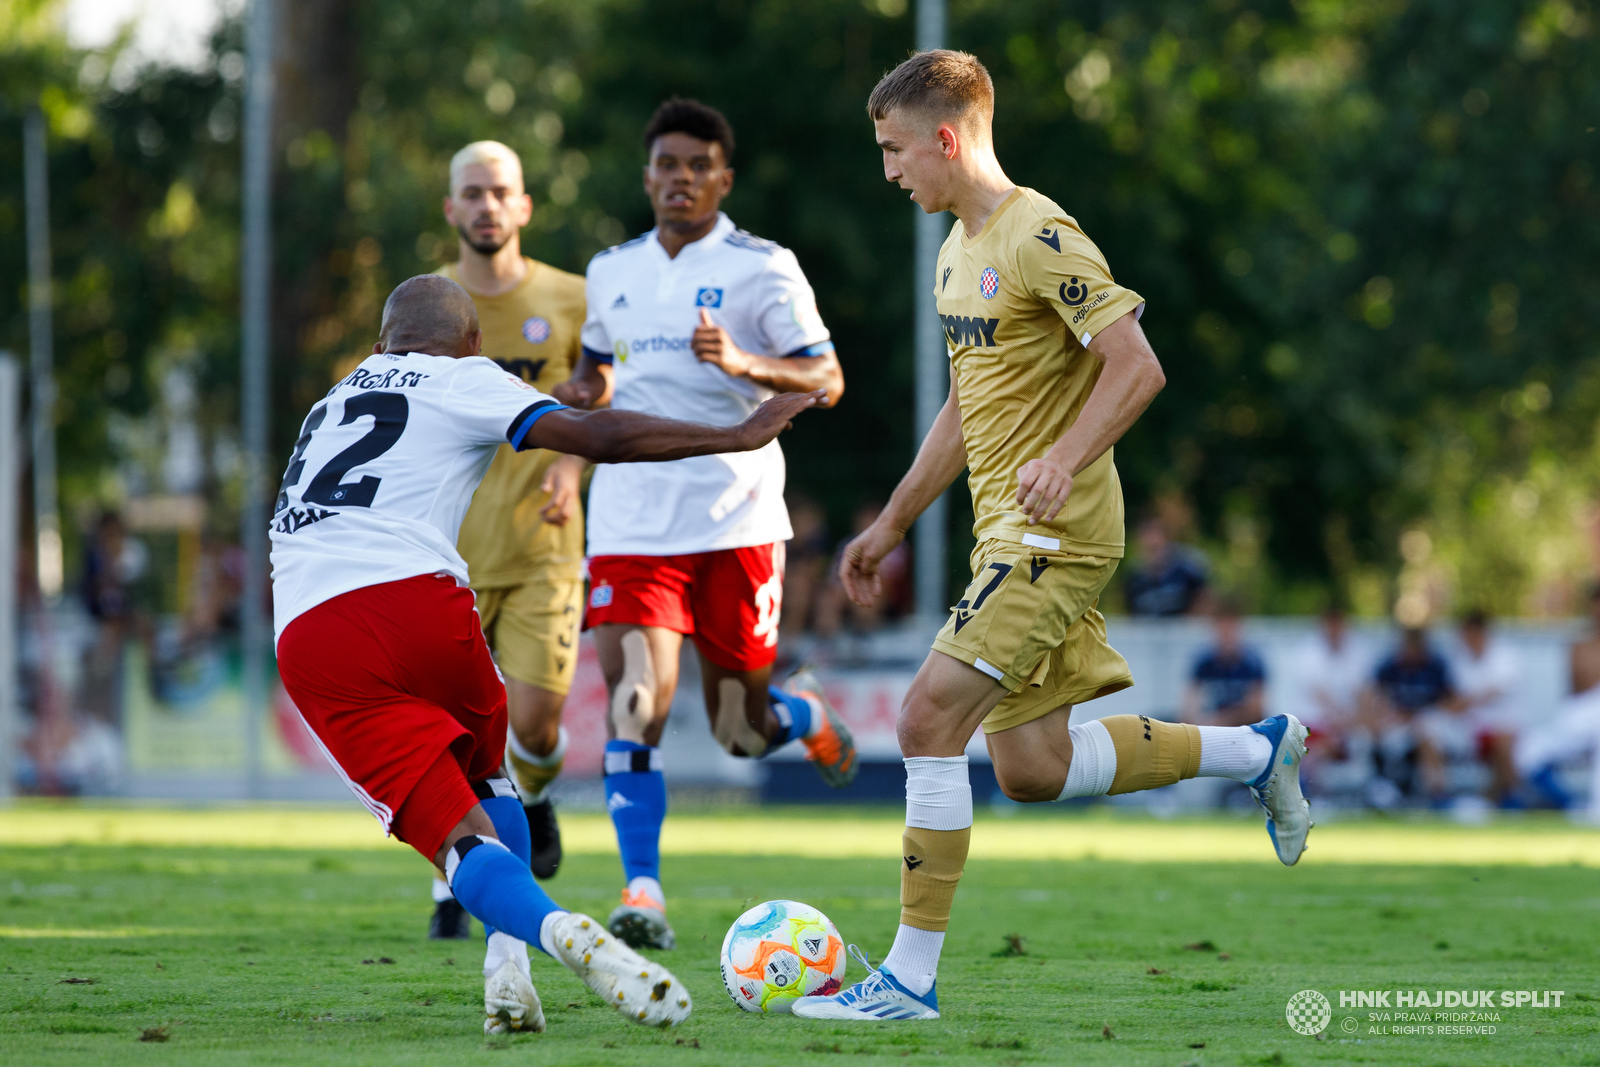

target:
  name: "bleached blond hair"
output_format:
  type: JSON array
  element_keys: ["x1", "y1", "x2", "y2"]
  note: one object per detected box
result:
[{"x1": 448, "y1": 141, "x2": 524, "y2": 193}]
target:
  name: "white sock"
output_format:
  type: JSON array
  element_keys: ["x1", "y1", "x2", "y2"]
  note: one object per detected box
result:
[
  {"x1": 801, "y1": 694, "x2": 825, "y2": 739},
  {"x1": 903, "y1": 755, "x2": 972, "y2": 829},
  {"x1": 627, "y1": 875, "x2": 665, "y2": 907},
  {"x1": 882, "y1": 924, "x2": 945, "y2": 996},
  {"x1": 538, "y1": 911, "x2": 565, "y2": 958},
  {"x1": 431, "y1": 877, "x2": 454, "y2": 903},
  {"x1": 483, "y1": 930, "x2": 530, "y2": 980},
  {"x1": 1196, "y1": 725, "x2": 1273, "y2": 781},
  {"x1": 1057, "y1": 720, "x2": 1117, "y2": 799}
]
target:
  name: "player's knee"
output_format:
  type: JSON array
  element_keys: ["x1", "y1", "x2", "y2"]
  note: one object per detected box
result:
[
  {"x1": 712, "y1": 677, "x2": 769, "y2": 757},
  {"x1": 993, "y1": 760, "x2": 1063, "y2": 804},
  {"x1": 609, "y1": 630, "x2": 657, "y2": 744}
]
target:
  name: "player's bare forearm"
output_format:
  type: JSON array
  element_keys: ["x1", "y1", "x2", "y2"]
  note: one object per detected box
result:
[
  {"x1": 741, "y1": 351, "x2": 845, "y2": 406},
  {"x1": 838, "y1": 383, "x2": 965, "y2": 607},
  {"x1": 550, "y1": 356, "x2": 613, "y2": 409},
  {"x1": 881, "y1": 385, "x2": 966, "y2": 535},
  {"x1": 1013, "y1": 312, "x2": 1165, "y2": 524},
  {"x1": 1050, "y1": 312, "x2": 1165, "y2": 475},
  {"x1": 525, "y1": 391, "x2": 824, "y2": 463}
]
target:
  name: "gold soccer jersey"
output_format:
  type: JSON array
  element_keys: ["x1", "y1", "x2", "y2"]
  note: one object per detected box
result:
[
  {"x1": 931, "y1": 188, "x2": 1145, "y2": 727},
  {"x1": 935, "y1": 187, "x2": 1144, "y2": 557},
  {"x1": 436, "y1": 258, "x2": 587, "y2": 590}
]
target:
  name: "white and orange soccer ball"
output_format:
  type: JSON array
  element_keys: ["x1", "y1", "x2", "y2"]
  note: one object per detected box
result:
[{"x1": 719, "y1": 900, "x2": 846, "y2": 1013}]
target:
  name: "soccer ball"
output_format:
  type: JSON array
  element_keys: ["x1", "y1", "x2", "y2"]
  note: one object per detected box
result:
[{"x1": 720, "y1": 900, "x2": 846, "y2": 1013}]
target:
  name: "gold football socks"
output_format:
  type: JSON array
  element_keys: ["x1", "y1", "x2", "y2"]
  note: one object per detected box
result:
[
  {"x1": 1102, "y1": 714, "x2": 1202, "y2": 794},
  {"x1": 506, "y1": 725, "x2": 568, "y2": 803}
]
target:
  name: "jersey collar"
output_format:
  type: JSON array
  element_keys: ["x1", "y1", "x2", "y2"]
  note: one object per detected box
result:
[{"x1": 649, "y1": 212, "x2": 736, "y2": 263}]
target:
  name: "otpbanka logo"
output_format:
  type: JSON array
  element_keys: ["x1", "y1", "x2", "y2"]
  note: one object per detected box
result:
[{"x1": 1286, "y1": 990, "x2": 1332, "y2": 1035}]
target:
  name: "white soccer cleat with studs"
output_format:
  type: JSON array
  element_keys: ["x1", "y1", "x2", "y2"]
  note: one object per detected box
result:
[
  {"x1": 483, "y1": 959, "x2": 545, "y2": 1034},
  {"x1": 550, "y1": 912, "x2": 692, "y2": 1027}
]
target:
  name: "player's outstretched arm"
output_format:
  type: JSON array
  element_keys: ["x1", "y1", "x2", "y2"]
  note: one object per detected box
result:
[
  {"x1": 525, "y1": 390, "x2": 824, "y2": 464},
  {"x1": 691, "y1": 310, "x2": 845, "y2": 406},
  {"x1": 839, "y1": 379, "x2": 967, "y2": 607},
  {"x1": 1014, "y1": 311, "x2": 1165, "y2": 524}
]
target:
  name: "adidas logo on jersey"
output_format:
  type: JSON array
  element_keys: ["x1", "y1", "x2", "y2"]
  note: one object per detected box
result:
[{"x1": 611, "y1": 293, "x2": 629, "y2": 309}]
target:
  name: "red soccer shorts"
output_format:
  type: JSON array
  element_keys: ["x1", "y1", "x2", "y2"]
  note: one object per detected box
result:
[
  {"x1": 584, "y1": 543, "x2": 785, "y2": 672},
  {"x1": 277, "y1": 573, "x2": 507, "y2": 861}
]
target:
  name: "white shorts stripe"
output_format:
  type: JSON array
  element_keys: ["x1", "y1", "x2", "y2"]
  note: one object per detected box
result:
[
  {"x1": 972, "y1": 657, "x2": 1005, "y2": 682},
  {"x1": 295, "y1": 707, "x2": 395, "y2": 833}
]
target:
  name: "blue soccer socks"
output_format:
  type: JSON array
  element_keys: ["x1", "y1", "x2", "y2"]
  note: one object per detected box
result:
[
  {"x1": 481, "y1": 794, "x2": 532, "y2": 865},
  {"x1": 767, "y1": 686, "x2": 814, "y2": 748},
  {"x1": 604, "y1": 740, "x2": 666, "y2": 884},
  {"x1": 445, "y1": 835, "x2": 565, "y2": 956}
]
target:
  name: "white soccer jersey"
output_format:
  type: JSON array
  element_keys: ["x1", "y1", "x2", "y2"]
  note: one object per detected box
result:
[
  {"x1": 580, "y1": 212, "x2": 832, "y2": 557},
  {"x1": 1454, "y1": 641, "x2": 1523, "y2": 731},
  {"x1": 269, "y1": 352, "x2": 565, "y2": 642}
]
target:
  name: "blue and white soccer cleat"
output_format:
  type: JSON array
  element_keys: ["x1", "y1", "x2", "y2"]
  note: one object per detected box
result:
[
  {"x1": 1248, "y1": 713, "x2": 1312, "y2": 866},
  {"x1": 790, "y1": 948, "x2": 939, "y2": 1021}
]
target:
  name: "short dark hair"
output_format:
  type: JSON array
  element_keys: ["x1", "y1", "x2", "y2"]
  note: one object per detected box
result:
[
  {"x1": 1461, "y1": 608, "x2": 1490, "y2": 629},
  {"x1": 867, "y1": 49, "x2": 994, "y2": 127},
  {"x1": 643, "y1": 98, "x2": 735, "y2": 163}
]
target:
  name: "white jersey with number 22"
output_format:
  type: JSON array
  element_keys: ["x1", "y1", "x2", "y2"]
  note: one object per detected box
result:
[{"x1": 268, "y1": 351, "x2": 564, "y2": 643}]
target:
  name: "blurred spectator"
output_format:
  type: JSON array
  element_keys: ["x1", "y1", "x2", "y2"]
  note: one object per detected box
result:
[
  {"x1": 1124, "y1": 516, "x2": 1210, "y2": 616},
  {"x1": 1182, "y1": 602, "x2": 1265, "y2": 727},
  {"x1": 1449, "y1": 610, "x2": 1522, "y2": 805},
  {"x1": 1515, "y1": 586, "x2": 1600, "y2": 817},
  {"x1": 79, "y1": 512, "x2": 150, "y2": 723},
  {"x1": 1364, "y1": 627, "x2": 1459, "y2": 802},
  {"x1": 780, "y1": 493, "x2": 830, "y2": 641},
  {"x1": 815, "y1": 502, "x2": 911, "y2": 639},
  {"x1": 1294, "y1": 608, "x2": 1373, "y2": 798},
  {"x1": 184, "y1": 535, "x2": 245, "y2": 644}
]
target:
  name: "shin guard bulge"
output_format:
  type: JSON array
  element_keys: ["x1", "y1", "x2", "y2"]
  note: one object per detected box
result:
[
  {"x1": 1102, "y1": 715, "x2": 1202, "y2": 795},
  {"x1": 900, "y1": 825, "x2": 971, "y2": 932},
  {"x1": 899, "y1": 756, "x2": 973, "y2": 933},
  {"x1": 609, "y1": 630, "x2": 655, "y2": 744},
  {"x1": 713, "y1": 677, "x2": 769, "y2": 756}
]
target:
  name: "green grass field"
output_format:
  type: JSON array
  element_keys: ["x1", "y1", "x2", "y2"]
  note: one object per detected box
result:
[{"x1": 2, "y1": 805, "x2": 1597, "y2": 1066}]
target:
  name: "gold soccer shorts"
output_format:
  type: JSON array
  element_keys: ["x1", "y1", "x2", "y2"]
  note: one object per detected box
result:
[
  {"x1": 931, "y1": 535, "x2": 1132, "y2": 734},
  {"x1": 474, "y1": 572, "x2": 583, "y2": 696}
]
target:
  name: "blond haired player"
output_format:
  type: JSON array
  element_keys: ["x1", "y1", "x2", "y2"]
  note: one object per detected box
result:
[
  {"x1": 425, "y1": 141, "x2": 587, "y2": 940},
  {"x1": 795, "y1": 51, "x2": 1312, "y2": 1023}
]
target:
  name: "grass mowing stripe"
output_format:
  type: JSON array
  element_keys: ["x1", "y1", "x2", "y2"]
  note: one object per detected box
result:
[{"x1": 5, "y1": 804, "x2": 1599, "y2": 866}]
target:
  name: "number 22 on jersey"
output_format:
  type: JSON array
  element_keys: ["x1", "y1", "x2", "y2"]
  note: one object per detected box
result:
[{"x1": 276, "y1": 392, "x2": 411, "y2": 515}]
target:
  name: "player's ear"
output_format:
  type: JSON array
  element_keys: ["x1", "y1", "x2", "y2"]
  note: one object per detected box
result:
[
  {"x1": 442, "y1": 193, "x2": 457, "y2": 226},
  {"x1": 463, "y1": 329, "x2": 483, "y2": 358},
  {"x1": 372, "y1": 341, "x2": 383, "y2": 355},
  {"x1": 938, "y1": 124, "x2": 959, "y2": 161},
  {"x1": 720, "y1": 166, "x2": 734, "y2": 197},
  {"x1": 513, "y1": 192, "x2": 533, "y2": 228}
]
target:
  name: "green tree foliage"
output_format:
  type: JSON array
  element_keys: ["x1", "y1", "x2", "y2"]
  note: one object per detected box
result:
[{"x1": 1, "y1": 0, "x2": 1596, "y2": 614}]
